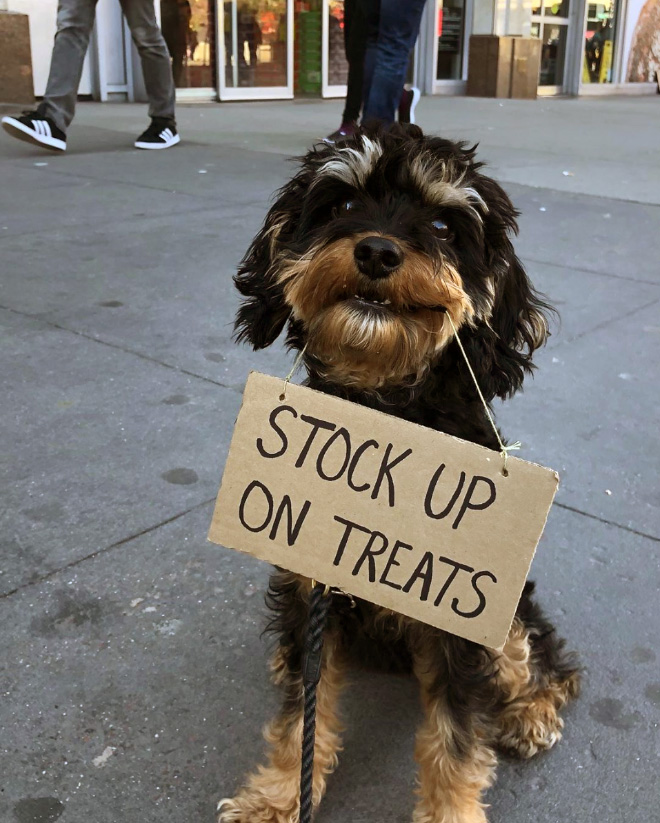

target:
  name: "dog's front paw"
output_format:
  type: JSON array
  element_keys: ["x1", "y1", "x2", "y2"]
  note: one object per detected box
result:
[
  {"x1": 217, "y1": 791, "x2": 298, "y2": 823},
  {"x1": 497, "y1": 700, "x2": 565, "y2": 759}
]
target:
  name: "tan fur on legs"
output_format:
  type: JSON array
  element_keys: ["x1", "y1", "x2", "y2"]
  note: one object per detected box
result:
[
  {"x1": 218, "y1": 641, "x2": 346, "y2": 823},
  {"x1": 412, "y1": 654, "x2": 496, "y2": 823},
  {"x1": 494, "y1": 619, "x2": 580, "y2": 759}
]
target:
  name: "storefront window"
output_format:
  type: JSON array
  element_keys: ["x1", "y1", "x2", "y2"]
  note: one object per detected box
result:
[
  {"x1": 583, "y1": 1, "x2": 617, "y2": 83},
  {"x1": 327, "y1": 0, "x2": 348, "y2": 86},
  {"x1": 224, "y1": 0, "x2": 288, "y2": 89},
  {"x1": 547, "y1": 0, "x2": 570, "y2": 16},
  {"x1": 436, "y1": 0, "x2": 465, "y2": 80},
  {"x1": 161, "y1": 0, "x2": 215, "y2": 88}
]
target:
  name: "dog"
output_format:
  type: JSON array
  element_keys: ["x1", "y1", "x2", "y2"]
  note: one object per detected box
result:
[{"x1": 218, "y1": 125, "x2": 579, "y2": 823}]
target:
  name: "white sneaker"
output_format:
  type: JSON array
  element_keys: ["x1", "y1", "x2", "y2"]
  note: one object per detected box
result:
[{"x1": 2, "y1": 108, "x2": 67, "y2": 151}]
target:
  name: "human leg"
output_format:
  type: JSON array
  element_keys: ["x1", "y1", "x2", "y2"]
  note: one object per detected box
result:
[
  {"x1": 42, "y1": 0, "x2": 99, "y2": 133},
  {"x1": 362, "y1": 0, "x2": 427, "y2": 124},
  {"x1": 341, "y1": 0, "x2": 372, "y2": 124},
  {"x1": 119, "y1": 0, "x2": 176, "y2": 123}
]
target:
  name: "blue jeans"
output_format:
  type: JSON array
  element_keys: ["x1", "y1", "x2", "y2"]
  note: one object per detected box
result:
[{"x1": 362, "y1": 0, "x2": 428, "y2": 123}]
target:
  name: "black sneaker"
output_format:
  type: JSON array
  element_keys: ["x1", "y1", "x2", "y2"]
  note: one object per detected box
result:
[
  {"x1": 135, "y1": 118, "x2": 180, "y2": 150},
  {"x1": 1, "y1": 106, "x2": 66, "y2": 151},
  {"x1": 398, "y1": 86, "x2": 421, "y2": 125}
]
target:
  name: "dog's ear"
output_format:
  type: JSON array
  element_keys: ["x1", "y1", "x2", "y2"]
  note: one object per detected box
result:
[
  {"x1": 234, "y1": 170, "x2": 309, "y2": 349},
  {"x1": 463, "y1": 175, "x2": 553, "y2": 399}
]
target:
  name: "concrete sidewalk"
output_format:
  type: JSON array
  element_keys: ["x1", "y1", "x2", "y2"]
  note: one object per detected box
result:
[{"x1": 1, "y1": 96, "x2": 659, "y2": 823}]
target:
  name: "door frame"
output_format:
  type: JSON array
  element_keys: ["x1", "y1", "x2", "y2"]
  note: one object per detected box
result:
[
  {"x1": 531, "y1": 0, "x2": 585, "y2": 95},
  {"x1": 419, "y1": 0, "x2": 471, "y2": 96},
  {"x1": 217, "y1": 0, "x2": 294, "y2": 101},
  {"x1": 574, "y1": 0, "x2": 628, "y2": 93},
  {"x1": 322, "y1": 0, "x2": 347, "y2": 98}
]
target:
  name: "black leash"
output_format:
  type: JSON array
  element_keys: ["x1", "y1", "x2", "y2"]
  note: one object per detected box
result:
[{"x1": 299, "y1": 582, "x2": 332, "y2": 823}]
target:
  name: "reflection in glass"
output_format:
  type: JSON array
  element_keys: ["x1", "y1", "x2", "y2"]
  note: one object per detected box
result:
[
  {"x1": 531, "y1": 0, "x2": 542, "y2": 15},
  {"x1": 328, "y1": 0, "x2": 348, "y2": 86},
  {"x1": 224, "y1": 0, "x2": 288, "y2": 88},
  {"x1": 161, "y1": 0, "x2": 215, "y2": 88},
  {"x1": 583, "y1": 0, "x2": 617, "y2": 82},
  {"x1": 538, "y1": 23, "x2": 567, "y2": 85},
  {"x1": 436, "y1": 0, "x2": 465, "y2": 79},
  {"x1": 547, "y1": 0, "x2": 570, "y2": 17}
]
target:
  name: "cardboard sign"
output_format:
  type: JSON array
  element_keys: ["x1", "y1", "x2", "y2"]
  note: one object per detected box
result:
[{"x1": 208, "y1": 372, "x2": 559, "y2": 650}]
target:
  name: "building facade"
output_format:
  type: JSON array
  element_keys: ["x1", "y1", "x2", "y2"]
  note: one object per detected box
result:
[{"x1": 9, "y1": 0, "x2": 659, "y2": 103}]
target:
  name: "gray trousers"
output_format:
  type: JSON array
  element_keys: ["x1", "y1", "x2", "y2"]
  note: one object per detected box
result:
[{"x1": 43, "y1": 0, "x2": 176, "y2": 133}]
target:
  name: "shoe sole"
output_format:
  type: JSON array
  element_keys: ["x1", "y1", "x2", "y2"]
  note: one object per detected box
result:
[
  {"x1": 134, "y1": 134, "x2": 181, "y2": 150},
  {"x1": 2, "y1": 117, "x2": 66, "y2": 151},
  {"x1": 408, "y1": 87, "x2": 421, "y2": 125}
]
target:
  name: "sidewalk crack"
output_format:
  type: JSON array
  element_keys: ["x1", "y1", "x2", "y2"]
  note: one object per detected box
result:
[
  {"x1": 522, "y1": 256, "x2": 660, "y2": 287},
  {"x1": 553, "y1": 501, "x2": 659, "y2": 543},
  {"x1": 561, "y1": 296, "x2": 660, "y2": 345},
  {"x1": 0, "y1": 497, "x2": 217, "y2": 600},
  {"x1": 0, "y1": 303, "x2": 243, "y2": 395}
]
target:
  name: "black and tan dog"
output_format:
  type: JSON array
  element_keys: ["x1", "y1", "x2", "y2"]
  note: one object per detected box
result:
[{"x1": 218, "y1": 125, "x2": 579, "y2": 823}]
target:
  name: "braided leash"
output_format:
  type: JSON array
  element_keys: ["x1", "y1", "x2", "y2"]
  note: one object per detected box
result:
[{"x1": 299, "y1": 582, "x2": 332, "y2": 823}]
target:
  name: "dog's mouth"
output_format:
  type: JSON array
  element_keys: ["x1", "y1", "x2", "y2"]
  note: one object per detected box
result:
[
  {"x1": 342, "y1": 293, "x2": 392, "y2": 314},
  {"x1": 339, "y1": 291, "x2": 447, "y2": 316}
]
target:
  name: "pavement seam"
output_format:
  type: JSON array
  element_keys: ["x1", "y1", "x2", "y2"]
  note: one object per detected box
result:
[
  {"x1": 0, "y1": 197, "x2": 269, "y2": 244},
  {"x1": 4, "y1": 142, "x2": 660, "y2": 210},
  {"x1": 522, "y1": 256, "x2": 660, "y2": 287},
  {"x1": 1, "y1": 153, "x2": 284, "y2": 203},
  {"x1": 2, "y1": 496, "x2": 655, "y2": 602},
  {"x1": 553, "y1": 501, "x2": 660, "y2": 543},
  {"x1": 0, "y1": 303, "x2": 243, "y2": 396},
  {"x1": 0, "y1": 496, "x2": 217, "y2": 600},
  {"x1": 500, "y1": 181, "x2": 660, "y2": 209},
  {"x1": 559, "y1": 295, "x2": 660, "y2": 346}
]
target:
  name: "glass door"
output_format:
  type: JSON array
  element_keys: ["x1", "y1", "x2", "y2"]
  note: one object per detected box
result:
[
  {"x1": 218, "y1": 0, "x2": 293, "y2": 100},
  {"x1": 436, "y1": 0, "x2": 467, "y2": 80},
  {"x1": 322, "y1": 0, "x2": 348, "y2": 97},
  {"x1": 531, "y1": 0, "x2": 571, "y2": 93},
  {"x1": 161, "y1": 0, "x2": 216, "y2": 94},
  {"x1": 427, "y1": 0, "x2": 470, "y2": 93}
]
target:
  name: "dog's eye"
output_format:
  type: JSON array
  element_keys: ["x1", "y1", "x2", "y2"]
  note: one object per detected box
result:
[
  {"x1": 432, "y1": 219, "x2": 451, "y2": 239},
  {"x1": 332, "y1": 201, "x2": 354, "y2": 218}
]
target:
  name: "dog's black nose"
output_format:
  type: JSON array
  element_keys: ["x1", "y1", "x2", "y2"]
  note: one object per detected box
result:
[{"x1": 354, "y1": 236, "x2": 403, "y2": 279}]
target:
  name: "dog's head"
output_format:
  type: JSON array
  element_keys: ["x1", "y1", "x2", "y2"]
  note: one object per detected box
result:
[{"x1": 235, "y1": 125, "x2": 551, "y2": 399}]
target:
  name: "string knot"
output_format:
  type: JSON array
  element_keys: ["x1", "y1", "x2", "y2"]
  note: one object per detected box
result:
[
  {"x1": 280, "y1": 343, "x2": 309, "y2": 400},
  {"x1": 500, "y1": 441, "x2": 521, "y2": 476}
]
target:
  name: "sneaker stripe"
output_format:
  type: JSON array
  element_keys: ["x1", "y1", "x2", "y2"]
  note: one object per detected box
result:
[
  {"x1": 43, "y1": 121, "x2": 52, "y2": 139},
  {"x1": 33, "y1": 120, "x2": 42, "y2": 136}
]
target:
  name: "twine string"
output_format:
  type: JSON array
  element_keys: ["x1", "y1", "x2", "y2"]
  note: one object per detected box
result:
[
  {"x1": 445, "y1": 313, "x2": 520, "y2": 476},
  {"x1": 280, "y1": 342, "x2": 309, "y2": 400}
]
